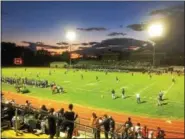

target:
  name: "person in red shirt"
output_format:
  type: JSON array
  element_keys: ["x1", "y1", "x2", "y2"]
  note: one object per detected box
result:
[
  {"x1": 156, "y1": 127, "x2": 161, "y2": 138},
  {"x1": 142, "y1": 125, "x2": 148, "y2": 139}
]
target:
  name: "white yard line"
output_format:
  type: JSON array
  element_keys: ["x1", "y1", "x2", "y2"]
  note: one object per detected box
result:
[
  {"x1": 163, "y1": 83, "x2": 175, "y2": 97},
  {"x1": 137, "y1": 82, "x2": 155, "y2": 94},
  {"x1": 63, "y1": 81, "x2": 71, "y2": 83},
  {"x1": 85, "y1": 81, "x2": 102, "y2": 86}
]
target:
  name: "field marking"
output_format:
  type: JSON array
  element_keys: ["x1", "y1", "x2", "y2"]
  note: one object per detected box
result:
[
  {"x1": 63, "y1": 81, "x2": 71, "y2": 83},
  {"x1": 163, "y1": 83, "x2": 175, "y2": 97},
  {"x1": 123, "y1": 93, "x2": 184, "y2": 105},
  {"x1": 85, "y1": 81, "x2": 102, "y2": 86},
  {"x1": 119, "y1": 85, "x2": 129, "y2": 89},
  {"x1": 135, "y1": 82, "x2": 155, "y2": 95}
]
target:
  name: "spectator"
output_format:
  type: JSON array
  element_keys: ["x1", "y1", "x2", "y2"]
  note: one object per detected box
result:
[
  {"x1": 91, "y1": 113, "x2": 100, "y2": 139},
  {"x1": 135, "y1": 123, "x2": 141, "y2": 133},
  {"x1": 128, "y1": 127, "x2": 135, "y2": 139},
  {"x1": 125, "y1": 117, "x2": 133, "y2": 128},
  {"x1": 64, "y1": 104, "x2": 78, "y2": 139},
  {"x1": 109, "y1": 116, "x2": 115, "y2": 139},
  {"x1": 23, "y1": 112, "x2": 37, "y2": 133},
  {"x1": 25, "y1": 100, "x2": 31, "y2": 107},
  {"x1": 1, "y1": 103, "x2": 12, "y2": 130},
  {"x1": 40, "y1": 116, "x2": 48, "y2": 134},
  {"x1": 156, "y1": 127, "x2": 165, "y2": 139},
  {"x1": 9, "y1": 99, "x2": 15, "y2": 105},
  {"x1": 40, "y1": 105, "x2": 48, "y2": 112},
  {"x1": 4, "y1": 103, "x2": 15, "y2": 127},
  {"x1": 57, "y1": 108, "x2": 65, "y2": 126},
  {"x1": 100, "y1": 114, "x2": 110, "y2": 139},
  {"x1": 73, "y1": 117, "x2": 80, "y2": 137},
  {"x1": 122, "y1": 124, "x2": 129, "y2": 139},
  {"x1": 95, "y1": 117, "x2": 102, "y2": 139},
  {"x1": 136, "y1": 127, "x2": 142, "y2": 139},
  {"x1": 48, "y1": 108, "x2": 56, "y2": 139},
  {"x1": 12, "y1": 109, "x2": 24, "y2": 130},
  {"x1": 148, "y1": 130, "x2": 154, "y2": 139},
  {"x1": 142, "y1": 125, "x2": 148, "y2": 139},
  {"x1": 56, "y1": 108, "x2": 65, "y2": 137},
  {"x1": 90, "y1": 112, "x2": 96, "y2": 126}
]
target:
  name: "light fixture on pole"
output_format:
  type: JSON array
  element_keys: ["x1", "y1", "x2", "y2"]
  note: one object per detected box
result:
[
  {"x1": 66, "y1": 31, "x2": 76, "y2": 67},
  {"x1": 148, "y1": 23, "x2": 163, "y2": 68}
]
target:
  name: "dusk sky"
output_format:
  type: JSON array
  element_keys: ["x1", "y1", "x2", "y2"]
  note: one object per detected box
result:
[{"x1": 2, "y1": 1, "x2": 183, "y2": 46}]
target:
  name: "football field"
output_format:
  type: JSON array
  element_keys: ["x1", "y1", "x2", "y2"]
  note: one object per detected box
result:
[{"x1": 2, "y1": 67, "x2": 184, "y2": 119}]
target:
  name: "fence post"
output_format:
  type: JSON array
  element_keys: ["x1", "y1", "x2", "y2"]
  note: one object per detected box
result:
[{"x1": 15, "y1": 108, "x2": 18, "y2": 136}]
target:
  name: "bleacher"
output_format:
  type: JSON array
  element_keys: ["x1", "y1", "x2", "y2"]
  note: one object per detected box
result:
[{"x1": 73, "y1": 60, "x2": 152, "y2": 71}]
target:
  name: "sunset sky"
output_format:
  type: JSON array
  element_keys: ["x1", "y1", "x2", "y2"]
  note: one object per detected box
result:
[{"x1": 2, "y1": 1, "x2": 183, "y2": 46}]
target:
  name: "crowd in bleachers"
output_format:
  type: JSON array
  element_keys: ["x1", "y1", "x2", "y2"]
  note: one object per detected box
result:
[
  {"x1": 73, "y1": 60, "x2": 153, "y2": 70},
  {"x1": 2, "y1": 96, "x2": 166, "y2": 139}
]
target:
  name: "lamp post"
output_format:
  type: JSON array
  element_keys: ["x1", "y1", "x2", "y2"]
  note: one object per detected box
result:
[
  {"x1": 151, "y1": 41, "x2": 156, "y2": 68},
  {"x1": 148, "y1": 23, "x2": 163, "y2": 68},
  {"x1": 66, "y1": 31, "x2": 76, "y2": 67}
]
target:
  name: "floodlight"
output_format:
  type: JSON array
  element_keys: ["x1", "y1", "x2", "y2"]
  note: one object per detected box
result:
[
  {"x1": 148, "y1": 23, "x2": 163, "y2": 37},
  {"x1": 66, "y1": 31, "x2": 76, "y2": 41}
]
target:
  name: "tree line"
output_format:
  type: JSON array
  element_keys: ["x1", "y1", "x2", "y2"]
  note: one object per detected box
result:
[
  {"x1": 1, "y1": 41, "x2": 184, "y2": 67},
  {"x1": 1, "y1": 42, "x2": 71, "y2": 67}
]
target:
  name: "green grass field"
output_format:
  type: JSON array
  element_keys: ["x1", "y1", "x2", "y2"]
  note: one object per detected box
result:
[{"x1": 2, "y1": 67, "x2": 184, "y2": 119}]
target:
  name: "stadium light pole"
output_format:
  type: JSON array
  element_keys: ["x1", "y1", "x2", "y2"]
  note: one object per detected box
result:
[
  {"x1": 148, "y1": 23, "x2": 163, "y2": 68},
  {"x1": 66, "y1": 31, "x2": 76, "y2": 67}
]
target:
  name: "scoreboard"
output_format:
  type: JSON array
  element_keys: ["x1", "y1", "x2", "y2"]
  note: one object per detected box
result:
[{"x1": 14, "y1": 58, "x2": 23, "y2": 65}]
